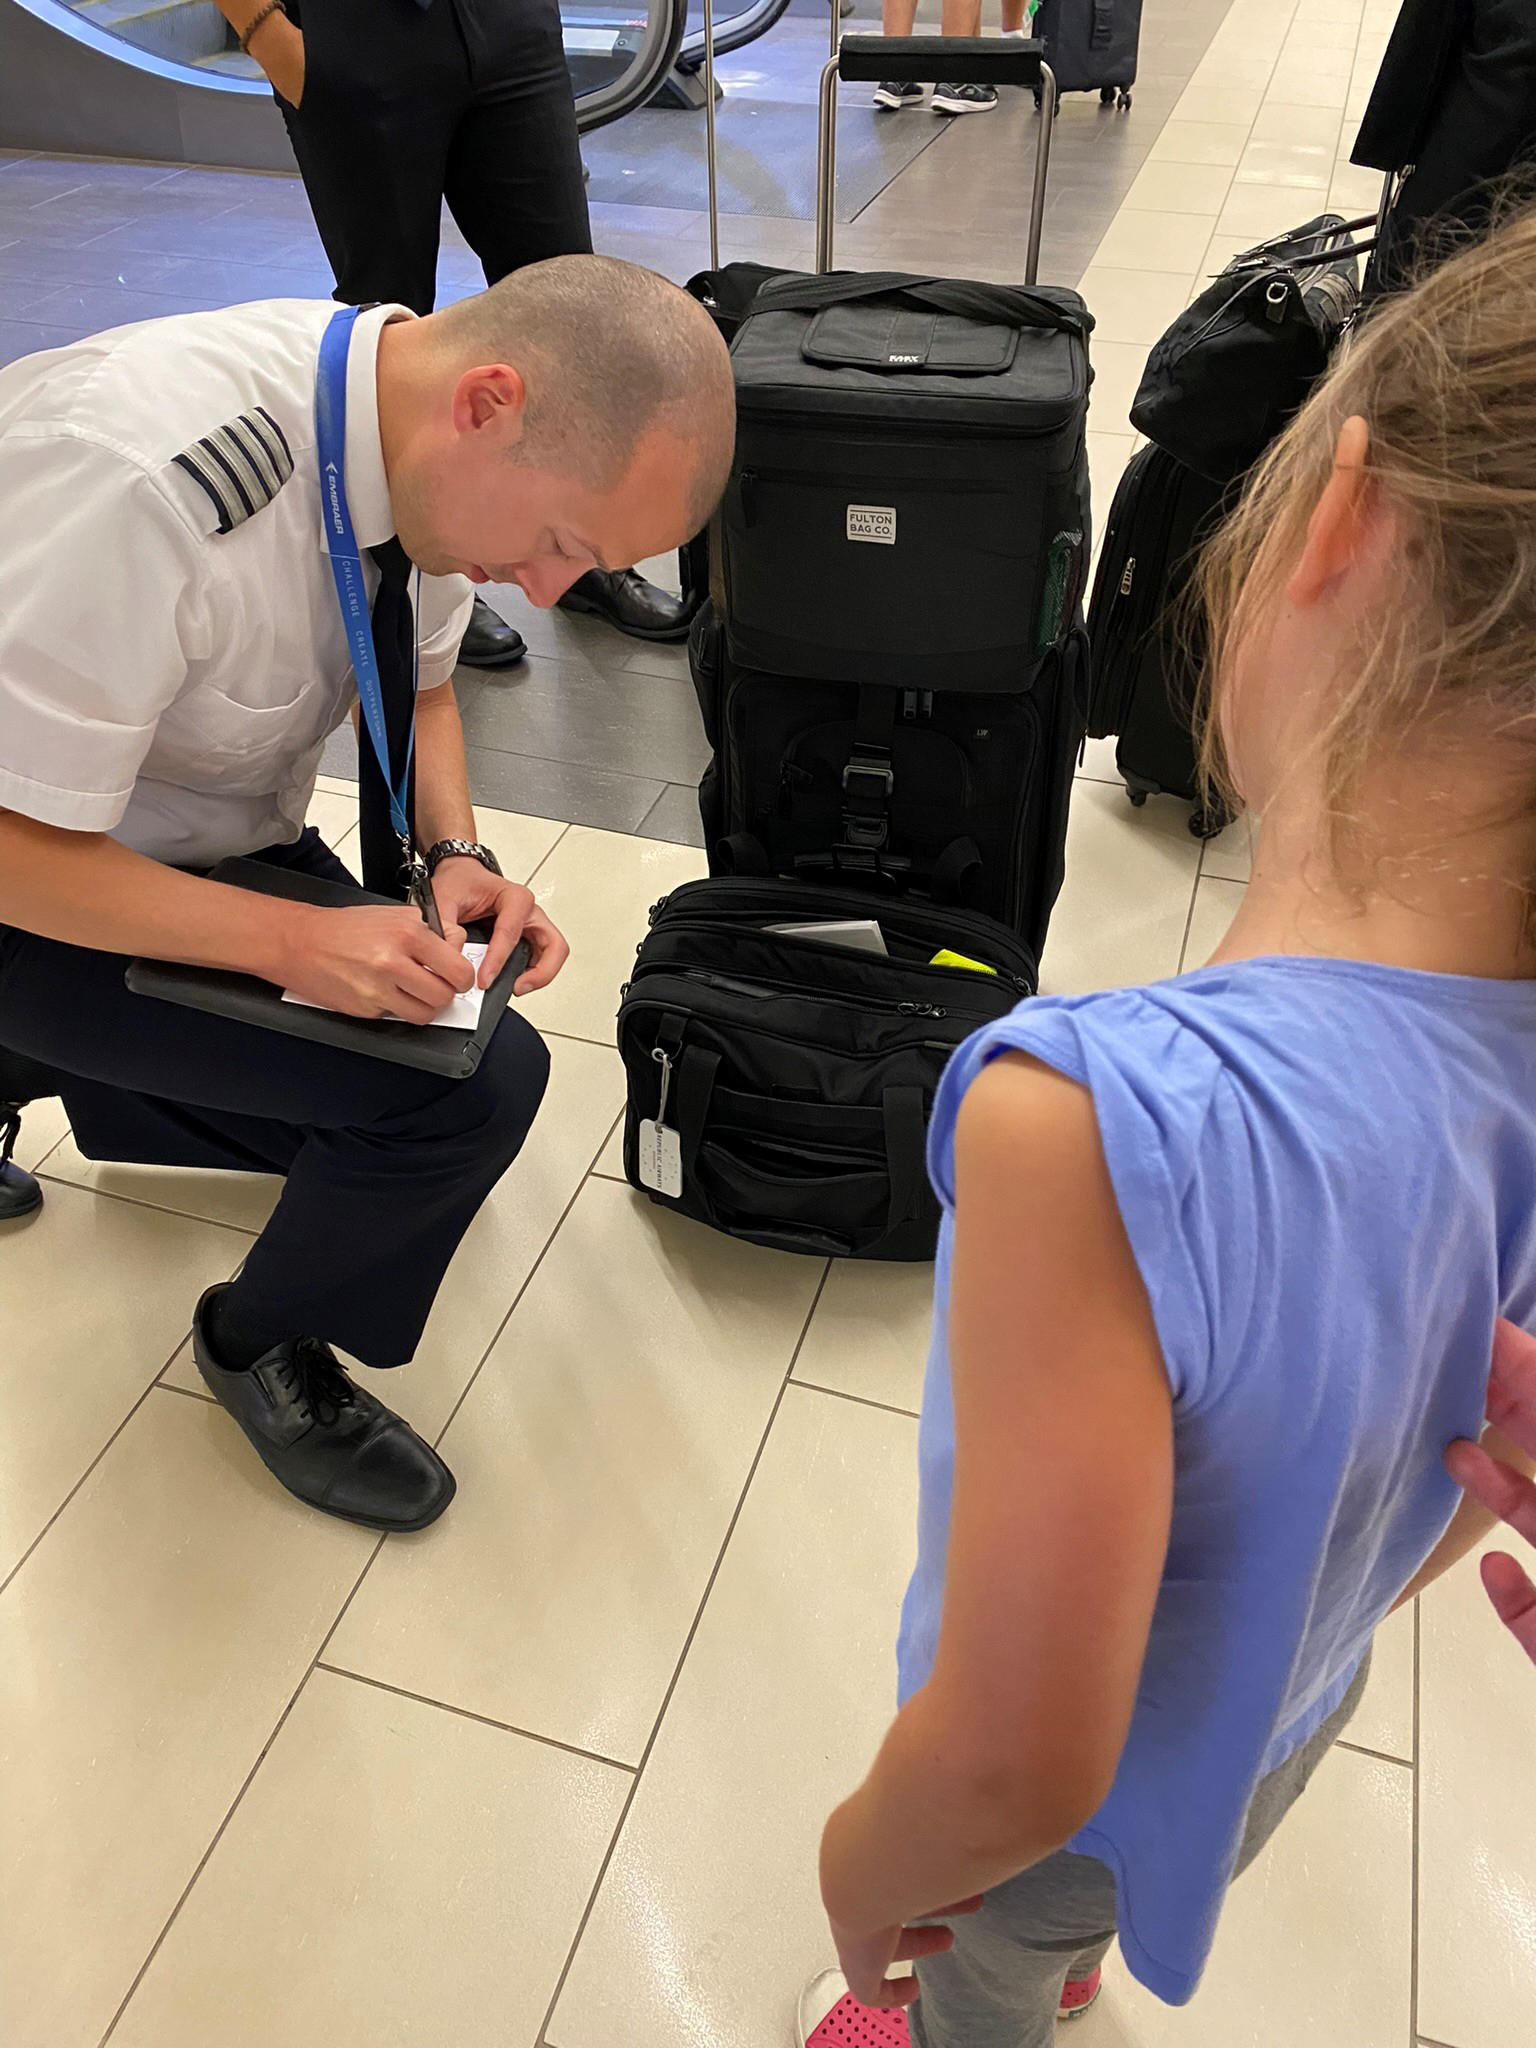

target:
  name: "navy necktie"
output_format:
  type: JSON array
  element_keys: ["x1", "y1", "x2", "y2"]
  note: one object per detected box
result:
[{"x1": 357, "y1": 537, "x2": 418, "y2": 899}]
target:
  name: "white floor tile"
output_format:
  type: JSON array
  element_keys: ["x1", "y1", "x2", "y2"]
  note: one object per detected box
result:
[
  {"x1": 1089, "y1": 339, "x2": 1155, "y2": 439},
  {"x1": 1096, "y1": 1748, "x2": 1412, "y2": 2047},
  {"x1": 792, "y1": 1257, "x2": 934, "y2": 1414},
  {"x1": 1088, "y1": 434, "x2": 1137, "y2": 560},
  {"x1": 0, "y1": 1389, "x2": 375, "y2": 2048},
  {"x1": 1171, "y1": 85, "x2": 1266, "y2": 129},
  {"x1": 326, "y1": 1178, "x2": 824, "y2": 1763},
  {"x1": 1328, "y1": 157, "x2": 1388, "y2": 215},
  {"x1": 1180, "y1": 876, "x2": 1244, "y2": 973},
  {"x1": 476, "y1": 803, "x2": 570, "y2": 886},
  {"x1": 1092, "y1": 209, "x2": 1223, "y2": 277},
  {"x1": 110, "y1": 1667, "x2": 629, "y2": 2048},
  {"x1": 1123, "y1": 160, "x2": 1237, "y2": 218},
  {"x1": 1419, "y1": 1535, "x2": 1536, "y2": 2048},
  {"x1": 1200, "y1": 809, "x2": 1256, "y2": 882},
  {"x1": 159, "y1": 1033, "x2": 627, "y2": 1440},
  {"x1": 1263, "y1": 71, "x2": 1351, "y2": 111},
  {"x1": 40, "y1": 1134, "x2": 281, "y2": 1233},
  {"x1": 513, "y1": 824, "x2": 707, "y2": 1045},
  {"x1": 550, "y1": 1383, "x2": 918, "y2": 2048},
  {"x1": 1233, "y1": 138, "x2": 1332, "y2": 190},
  {"x1": 1218, "y1": 181, "x2": 1328, "y2": 241},
  {"x1": 1079, "y1": 268, "x2": 1199, "y2": 349},
  {"x1": 301, "y1": 785, "x2": 360, "y2": 857},
  {"x1": 7, "y1": 1092, "x2": 69, "y2": 1174},
  {"x1": 1040, "y1": 781, "x2": 1202, "y2": 997},
  {"x1": 1147, "y1": 121, "x2": 1254, "y2": 169},
  {"x1": 0, "y1": 1182, "x2": 243, "y2": 1581},
  {"x1": 1249, "y1": 101, "x2": 1345, "y2": 150},
  {"x1": 1346, "y1": 1598, "x2": 1415, "y2": 1764},
  {"x1": 592, "y1": 1108, "x2": 627, "y2": 1181},
  {"x1": 1078, "y1": 733, "x2": 1125, "y2": 786}
]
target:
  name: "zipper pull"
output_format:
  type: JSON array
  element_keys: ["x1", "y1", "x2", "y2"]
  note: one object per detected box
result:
[
  {"x1": 738, "y1": 468, "x2": 759, "y2": 527},
  {"x1": 899, "y1": 1001, "x2": 947, "y2": 1019},
  {"x1": 1119, "y1": 556, "x2": 1136, "y2": 599}
]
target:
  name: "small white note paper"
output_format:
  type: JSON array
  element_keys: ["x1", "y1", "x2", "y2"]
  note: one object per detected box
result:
[{"x1": 282, "y1": 941, "x2": 490, "y2": 1031}]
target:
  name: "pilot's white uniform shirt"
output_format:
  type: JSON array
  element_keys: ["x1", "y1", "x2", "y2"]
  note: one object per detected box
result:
[{"x1": 0, "y1": 300, "x2": 473, "y2": 868}]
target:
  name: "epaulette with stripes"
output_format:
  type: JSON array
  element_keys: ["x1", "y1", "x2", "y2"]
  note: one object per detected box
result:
[{"x1": 171, "y1": 408, "x2": 294, "y2": 534}]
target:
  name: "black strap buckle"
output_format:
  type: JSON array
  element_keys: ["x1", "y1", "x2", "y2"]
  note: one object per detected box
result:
[{"x1": 841, "y1": 752, "x2": 895, "y2": 852}]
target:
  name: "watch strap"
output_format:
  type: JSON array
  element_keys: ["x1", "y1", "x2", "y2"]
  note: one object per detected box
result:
[{"x1": 424, "y1": 838, "x2": 504, "y2": 879}]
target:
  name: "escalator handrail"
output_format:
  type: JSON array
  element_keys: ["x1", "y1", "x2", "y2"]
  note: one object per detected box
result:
[
  {"x1": 573, "y1": 0, "x2": 690, "y2": 133},
  {"x1": 675, "y1": 0, "x2": 793, "y2": 75}
]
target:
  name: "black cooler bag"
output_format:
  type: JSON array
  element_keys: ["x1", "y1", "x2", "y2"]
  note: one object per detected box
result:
[
  {"x1": 617, "y1": 879, "x2": 1035, "y2": 1261},
  {"x1": 721, "y1": 271, "x2": 1093, "y2": 693}
]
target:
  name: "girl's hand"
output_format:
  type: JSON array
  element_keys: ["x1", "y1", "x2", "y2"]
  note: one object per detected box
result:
[{"x1": 828, "y1": 1903, "x2": 981, "y2": 2009}]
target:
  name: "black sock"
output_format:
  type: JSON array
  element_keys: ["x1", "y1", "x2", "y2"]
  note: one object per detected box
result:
[{"x1": 204, "y1": 1284, "x2": 286, "y2": 1373}]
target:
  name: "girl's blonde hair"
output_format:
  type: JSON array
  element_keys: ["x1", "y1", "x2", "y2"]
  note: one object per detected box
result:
[{"x1": 1195, "y1": 202, "x2": 1536, "y2": 830}]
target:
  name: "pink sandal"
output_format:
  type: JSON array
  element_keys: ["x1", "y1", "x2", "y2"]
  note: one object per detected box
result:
[{"x1": 800, "y1": 1972, "x2": 911, "y2": 2046}]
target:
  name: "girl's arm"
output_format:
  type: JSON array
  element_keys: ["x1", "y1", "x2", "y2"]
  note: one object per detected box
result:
[{"x1": 820, "y1": 1053, "x2": 1174, "y2": 1999}]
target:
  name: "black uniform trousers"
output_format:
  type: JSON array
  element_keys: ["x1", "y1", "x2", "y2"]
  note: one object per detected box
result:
[
  {"x1": 278, "y1": 0, "x2": 593, "y2": 315},
  {"x1": 0, "y1": 831, "x2": 549, "y2": 1368}
]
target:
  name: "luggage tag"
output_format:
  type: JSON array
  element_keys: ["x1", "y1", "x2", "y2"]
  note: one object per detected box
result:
[{"x1": 638, "y1": 1046, "x2": 684, "y2": 1199}]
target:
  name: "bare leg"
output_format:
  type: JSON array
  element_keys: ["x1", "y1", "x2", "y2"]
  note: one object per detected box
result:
[
  {"x1": 1001, "y1": 0, "x2": 1027, "y2": 29},
  {"x1": 940, "y1": 0, "x2": 981, "y2": 31},
  {"x1": 883, "y1": 0, "x2": 919, "y2": 31}
]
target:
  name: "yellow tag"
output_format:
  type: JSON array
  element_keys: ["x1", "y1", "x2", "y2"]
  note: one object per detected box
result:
[{"x1": 930, "y1": 949, "x2": 998, "y2": 976}]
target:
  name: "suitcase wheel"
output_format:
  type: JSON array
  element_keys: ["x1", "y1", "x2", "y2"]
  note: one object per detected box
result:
[
  {"x1": 1127, "y1": 790, "x2": 1148, "y2": 808},
  {"x1": 1033, "y1": 87, "x2": 1061, "y2": 117},
  {"x1": 1189, "y1": 799, "x2": 1232, "y2": 841},
  {"x1": 1100, "y1": 85, "x2": 1132, "y2": 109}
]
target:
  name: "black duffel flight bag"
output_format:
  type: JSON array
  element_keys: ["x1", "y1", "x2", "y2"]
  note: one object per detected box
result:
[{"x1": 617, "y1": 879, "x2": 1035, "y2": 1262}]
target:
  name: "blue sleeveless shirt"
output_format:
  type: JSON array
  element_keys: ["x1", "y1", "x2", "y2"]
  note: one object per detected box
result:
[{"x1": 897, "y1": 956, "x2": 1536, "y2": 2003}]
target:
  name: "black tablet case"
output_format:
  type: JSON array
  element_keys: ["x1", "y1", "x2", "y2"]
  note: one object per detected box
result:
[{"x1": 125, "y1": 857, "x2": 530, "y2": 1079}]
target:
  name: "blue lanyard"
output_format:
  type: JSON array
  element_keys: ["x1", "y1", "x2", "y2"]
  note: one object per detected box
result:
[{"x1": 315, "y1": 304, "x2": 416, "y2": 851}]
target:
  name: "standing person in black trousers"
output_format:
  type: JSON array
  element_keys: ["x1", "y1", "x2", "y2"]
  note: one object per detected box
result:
[{"x1": 222, "y1": 0, "x2": 692, "y2": 663}]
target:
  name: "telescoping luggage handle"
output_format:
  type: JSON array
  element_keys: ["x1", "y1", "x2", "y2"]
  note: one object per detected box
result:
[{"x1": 817, "y1": 36, "x2": 1057, "y2": 281}]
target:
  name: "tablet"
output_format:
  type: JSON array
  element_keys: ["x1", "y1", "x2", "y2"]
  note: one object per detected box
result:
[{"x1": 125, "y1": 856, "x2": 531, "y2": 1080}]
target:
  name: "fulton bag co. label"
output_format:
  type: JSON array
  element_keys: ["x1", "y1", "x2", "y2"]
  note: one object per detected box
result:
[{"x1": 846, "y1": 504, "x2": 897, "y2": 545}]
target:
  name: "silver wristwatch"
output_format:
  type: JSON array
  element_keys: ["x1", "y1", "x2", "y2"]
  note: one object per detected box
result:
[{"x1": 424, "y1": 838, "x2": 504, "y2": 879}]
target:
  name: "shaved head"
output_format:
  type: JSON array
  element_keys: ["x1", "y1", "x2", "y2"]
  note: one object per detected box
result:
[{"x1": 427, "y1": 254, "x2": 734, "y2": 530}]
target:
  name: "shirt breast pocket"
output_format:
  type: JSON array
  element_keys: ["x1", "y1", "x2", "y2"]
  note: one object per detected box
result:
[{"x1": 157, "y1": 679, "x2": 340, "y2": 796}]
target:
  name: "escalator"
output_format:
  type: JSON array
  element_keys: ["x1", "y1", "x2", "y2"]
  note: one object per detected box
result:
[{"x1": 0, "y1": 0, "x2": 705, "y2": 168}]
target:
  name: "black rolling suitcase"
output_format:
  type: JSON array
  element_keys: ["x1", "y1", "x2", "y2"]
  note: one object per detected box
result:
[
  {"x1": 1085, "y1": 445, "x2": 1229, "y2": 826},
  {"x1": 1031, "y1": 0, "x2": 1141, "y2": 109},
  {"x1": 618, "y1": 879, "x2": 1035, "y2": 1260},
  {"x1": 691, "y1": 35, "x2": 1094, "y2": 960},
  {"x1": 1085, "y1": 211, "x2": 1375, "y2": 831}
]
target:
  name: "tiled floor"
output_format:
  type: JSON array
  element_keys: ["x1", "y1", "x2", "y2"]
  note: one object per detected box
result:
[{"x1": 4, "y1": 1, "x2": 1534, "y2": 2045}]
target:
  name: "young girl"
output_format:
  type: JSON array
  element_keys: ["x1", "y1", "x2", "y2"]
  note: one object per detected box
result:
[{"x1": 804, "y1": 207, "x2": 1536, "y2": 2046}]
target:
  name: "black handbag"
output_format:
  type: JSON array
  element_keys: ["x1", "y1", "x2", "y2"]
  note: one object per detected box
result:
[
  {"x1": 617, "y1": 878, "x2": 1035, "y2": 1261},
  {"x1": 1129, "y1": 213, "x2": 1374, "y2": 483}
]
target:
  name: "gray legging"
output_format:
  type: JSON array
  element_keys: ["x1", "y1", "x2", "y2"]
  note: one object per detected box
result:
[{"x1": 910, "y1": 1655, "x2": 1370, "y2": 2048}]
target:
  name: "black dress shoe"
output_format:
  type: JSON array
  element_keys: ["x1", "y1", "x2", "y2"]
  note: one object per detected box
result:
[
  {"x1": 557, "y1": 567, "x2": 692, "y2": 642},
  {"x1": 0, "y1": 1104, "x2": 42, "y2": 1223},
  {"x1": 193, "y1": 1285, "x2": 456, "y2": 1531},
  {"x1": 0, "y1": 1047, "x2": 63, "y2": 1224},
  {"x1": 457, "y1": 594, "x2": 527, "y2": 670}
]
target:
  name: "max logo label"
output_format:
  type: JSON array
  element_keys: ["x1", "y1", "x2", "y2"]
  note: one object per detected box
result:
[{"x1": 847, "y1": 504, "x2": 897, "y2": 545}]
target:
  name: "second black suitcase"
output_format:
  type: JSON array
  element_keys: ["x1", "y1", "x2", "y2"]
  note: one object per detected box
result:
[
  {"x1": 691, "y1": 601, "x2": 1089, "y2": 958},
  {"x1": 1085, "y1": 443, "x2": 1230, "y2": 830},
  {"x1": 1032, "y1": 0, "x2": 1142, "y2": 108}
]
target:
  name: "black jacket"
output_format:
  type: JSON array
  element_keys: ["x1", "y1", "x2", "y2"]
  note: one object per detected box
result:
[{"x1": 1352, "y1": 0, "x2": 1536, "y2": 287}]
